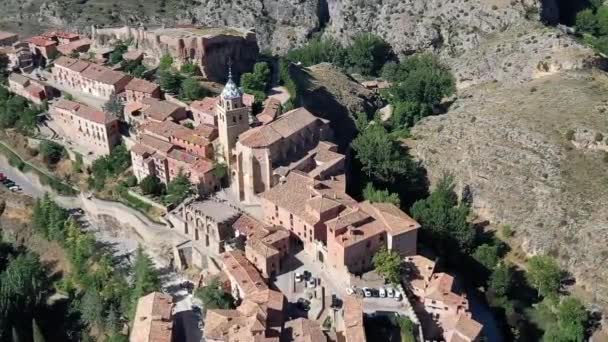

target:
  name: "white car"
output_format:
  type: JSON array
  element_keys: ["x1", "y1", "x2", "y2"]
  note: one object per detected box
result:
[
  {"x1": 387, "y1": 288, "x2": 394, "y2": 298},
  {"x1": 394, "y1": 290, "x2": 402, "y2": 301},
  {"x1": 346, "y1": 287, "x2": 355, "y2": 295},
  {"x1": 379, "y1": 288, "x2": 386, "y2": 298},
  {"x1": 9, "y1": 185, "x2": 20, "y2": 192},
  {"x1": 295, "y1": 273, "x2": 303, "y2": 283},
  {"x1": 363, "y1": 287, "x2": 372, "y2": 297},
  {"x1": 307, "y1": 278, "x2": 316, "y2": 288}
]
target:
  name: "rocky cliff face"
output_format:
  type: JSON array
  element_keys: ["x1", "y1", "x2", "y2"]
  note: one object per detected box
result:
[{"x1": 408, "y1": 70, "x2": 608, "y2": 308}]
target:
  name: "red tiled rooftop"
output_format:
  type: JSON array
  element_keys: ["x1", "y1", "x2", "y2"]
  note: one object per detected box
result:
[
  {"x1": 0, "y1": 31, "x2": 17, "y2": 42},
  {"x1": 27, "y1": 36, "x2": 57, "y2": 47},
  {"x1": 190, "y1": 97, "x2": 217, "y2": 114},
  {"x1": 126, "y1": 78, "x2": 160, "y2": 94}
]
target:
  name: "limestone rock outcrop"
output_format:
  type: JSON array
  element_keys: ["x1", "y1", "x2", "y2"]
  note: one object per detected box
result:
[
  {"x1": 92, "y1": 26, "x2": 259, "y2": 82},
  {"x1": 408, "y1": 70, "x2": 608, "y2": 309}
]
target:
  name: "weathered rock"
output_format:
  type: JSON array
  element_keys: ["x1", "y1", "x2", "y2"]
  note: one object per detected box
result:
[
  {"x1": 408, "y1": 70, "x2": 608, "y2": 309},
  {"x1": 92, "y1": 26, "x2": 259, "y2": 82},
  {"x1": 289, "y1": 62, "x2": 380, "y2": 149}
]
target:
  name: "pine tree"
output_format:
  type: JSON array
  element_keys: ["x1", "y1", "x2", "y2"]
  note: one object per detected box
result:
[{"x1": 129, "y1": 246, "x2": 160, "y2": 317}]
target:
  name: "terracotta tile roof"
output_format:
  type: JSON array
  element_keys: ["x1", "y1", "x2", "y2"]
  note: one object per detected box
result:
[
  {"x1": 0, "y1": 31, "x2": 17, "y2": 42},
  {"x1": 238, "y1": 107, "x2": 322, "y2": 148},
  {"x1": 404, "y1": 255, "x2": 436, "y2": 290},
  {"x1": 190, "y1": 97, "x2": 217, "y2": 114},
  {"x1": 261, "y1": 171, "x2": 355, "y2": 226},
  {"x1": 25, "y1": 84, "x2": 45, "y2": 99},
  {"x1": 256, "y1": 98, "x2": 281, "y2": 125},
  {"x1": 131, "y1": 143, "x2": 155, "y2": 156},
  {"x1": 233, "y1": 214, "x2": 269, "y2": 238},
  {"x1": 445, "y1": 314, "x2": 483, "y2": 342},
  {"x1": 191, "y1": 158, "x2": 214, "y2": 174},
  {"x1": 27, "y1": 36, "x2": 57, "y2": 47},
  {"x1": 140, "y1": 120, "x2": 183, "y2": 140},
  {"x1": 53, "y1": 99, "x2": 116, "y2": 125},
  {"x1": 56, "y1": 38, "x2": 91, "y2": 55},
  {"x1": 359, "y1": 201, "x2": 420, "y2": 235},
  {"x1": 425, "y1": 273, "x2": 469, "y2": 307},
  {"x1": 222, "y1": 250, "x2": 268, "y2": 297},
  {"x1": 247, "y1": 239, "x2": 279, "y2": 259},
  {"x1": 43, "y1": 31, "x2": 79, "y2": 40},
  {"x1": 9, "y1": 73, "x2": 29, "y2": 86},
  {"x1": 193, "y1": 124, "x2": 218, "y2": 141},
  {"x1": 81, "y1": 63, "x2": 131, "y2": 86},
  {"x1": 139, "y1": 134, "x2": 174, "y2": 153},
  {"x1": 285, "y1": 318, "x2": 327, "y2": 342},
  {"x1": 172, "y1": 127, "x2": 210, "y2": 146},
  {"x1": 246, "y1": 289, "x2": 285, "y2": 316},
  {"x1": 204, "y1": 309, "x2": 266, "y2": 342},
  {"x1": 167, "y1": 149, "x2": 198, "y2": 164},
  {"x1": 126, "y1": 78, "x2": 160, "y2": 94},
  {"x1": 343, "y1": 297, "x2": 367, "y2": 342},
  {"x1": 260, "y1": 229, "x2": 290, "y2": 246},
  {"x1": 54, "y1": 56, "x2": 90, "y2": 72},
  {"x1": 142, "y1": 98, "x2": 183, "y2": 121},
  {"x1": 131, "y1": 292, "x2": 173, "y2": 342}
]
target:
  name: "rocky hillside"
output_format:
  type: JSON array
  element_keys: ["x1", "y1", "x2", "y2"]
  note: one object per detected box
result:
[{"x1": 408, "y1": 70, "x2": 608, "y2": 308}]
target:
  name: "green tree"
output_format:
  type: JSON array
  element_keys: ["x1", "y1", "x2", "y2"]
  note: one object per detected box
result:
[
  {"x1": 139, "y1": 175, "x2": 164, "y2": 196},
  {"x1": 164, "y1": 172, "x2": 192, "y2": 205},
  {"x1": 32, "y1": 319, "x2": 45, "y2": 342},
  {"x1": 543, "y1": 296, "x2": 587, "y2": 342},
  {"x1": 285, "y1": 37, "x2": 346, "y2": 67},
  {"x1": 130, "y1": 246, "x2": 160, "y2": 316},
  {"x1": 132, "y1": 64, "x2": 147, "y2": 78},
  {"x1": 396, "y1": 316, "x2": 416, "y2": 342},
  {"x1": 345, "y1": 33, "x2": 393, "y2": 76},
  {"x1": 103, "y1": 94, "x2": 124, "y2": 117},
  {"x1": 0, "y1": 53, "x2": 9, "y2": 74},
  {"x1": 159, "y1": 70, "x2": 183, "y2": 94},
  {"x1": 351, "y1": 124, "x2": 413, "y2": 184},
  {"x1": 241, "y1": 62, "x2": 271, "y2": 92},
  {"x1": 109, "y1": 51, "x2": 124, "y2": 65},
  {"x1": 80, "y1": 287, "x2": 104, "y2": 329},
  {"x1": 39, "y1": 140, "x2": 65, "y2": 165},
  {"x1": 72, "y1": 153, "x2": 83, "y2": 173},
  {"x1": 489, "y1": 263, "x2": 513, "y2": 298},
  {"x1": 362, "y1": 183, "x2": 400, "y2": 206},
  {"x1": 158, "y1": 54, "x2": 173, "y2": 70},
  {"x1": 576, "y1": 8, "x2": 599, "y2": 34},
  {"x1": 180, "y1": 62, "x2": 199, "y2": 75},
  {"x1": 527, "y1": 255, "x2": 562, "y2": 298},
  {"x1": 0, "y1": 253, "x2": 48, "y2": 314},
  {"x1": 372, "y1": 247, "x2": 402, "y2": 284},
  {"x1": 473, "y1": 243, "x2": 501, "y2": 271},
  {"x1": 194, "y1": 277, "x2": 235, "y2": 311},
  {"x1": 410, "y1": 176, "x2": 475, "y2": 255},
  {"x1": 597, "y1": 6, "x2": 608, "y2": 36},
  {"x1": 180, "y1": 77, "x2": 206, "y2": 101}
]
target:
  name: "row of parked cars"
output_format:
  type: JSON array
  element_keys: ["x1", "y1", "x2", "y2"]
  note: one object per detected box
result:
[
  {"x1": 295, "y1": 270, "x2": 317, "y2": 288},
  {"x1": 347, "y1": 286, "x2": 403, "y2": 301},
  {"x1": 0, "y1": 173, "x2": 21, "y2": 192}
]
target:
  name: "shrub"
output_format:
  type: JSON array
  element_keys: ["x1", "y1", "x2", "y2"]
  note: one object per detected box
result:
[{"x1": 565, "y1": 129, "x2": 575, "y2": 141}]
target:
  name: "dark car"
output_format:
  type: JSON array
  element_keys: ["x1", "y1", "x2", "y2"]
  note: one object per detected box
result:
[
  {"x1": 296, "y1": 298, "x2": 310, "y2": 311},
  {"x1": 331, "y1": 294, "x2": 342, "y2": 309},
  {"x1": 302, "y1": 270, "x2": 312, "y2": 280},
  {"x1": 371, "y1": 289, "x2": 380, "y2": 297}
]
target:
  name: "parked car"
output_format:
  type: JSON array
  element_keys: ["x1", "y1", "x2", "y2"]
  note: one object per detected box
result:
[
  {"x1": 295, "y1": 273, "x2": 303, "y2": 283},
  {"x1": 363, "y1": 287, "x2": 372, "y2": 297},
  {"x1": 371, "y1": 289, "x2": 380, "y2": 297},
  {"x1": 307, "y1": 278, "x2": 316, "y2": 288},
  {"x1": 0, "y1": 173, "x2": 5, "y2": 181},
  {"x1": 331, "y1": 294, "x2": 343, "y2": 308},
  {"x1": 394, "y1": 290, "x2": 402, "y2": 301},
  {"x1": 3, "y1": 179, "x2": 14, "y2": 186},
  {"x1": 296, "y1": 298, "x2": 310, "y2": 311},
  {"x1": 346, "y1": 287, "x2": 355, "y2": 295},
  {"x1": 387, "y1": 288, "x2": 394, "y2": 298},
  {"x1": 9, "y1": 186, "x2": 20, "y2": 192},
  {"x1": 379, "y1": 288, "x2": 386, "y2": 298},
  {"x1": 303, "y1": 270, "x2": 312, "y2": 280}
]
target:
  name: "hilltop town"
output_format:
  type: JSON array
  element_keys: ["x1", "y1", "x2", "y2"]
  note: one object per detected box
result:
[{"x1": 0, "y1": 25, "x2": 488, "y2": 342}]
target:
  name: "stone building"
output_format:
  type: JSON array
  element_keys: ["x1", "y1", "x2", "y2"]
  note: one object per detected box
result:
[
  {"x1": 130, "y1": 120, "x2": 218, "y2": 194},
  {"x1": 8, "y1": 73, "x2": 54, "y2": 105},
  {"x1": 52, "y1": 56, "x2": 132, "y2": 99},
  {"x1": 27, "y1": 36, "x2": 58, "y2": 61},
  {"x1": 125, "y1": 97, "x2": 187, "y2": 124},
  {"x1": 0, "y1": 41, "x2": 34, "y2": 73},
  {"x1": 167, "y1": 198, "x2": 241, "y2": 261},
  {"x1": 124, "y1": 78, "x2": 162, "y2": 104},
  {"x1": 284, "y1": 318, "x2": 327, "y2": 342},
  {"x1": 233, "y1": 214, "x2": 290, "y2": 279},
  {"x1": 234, "y1": 108, "x2": 334, "y2": 204},
  {"x1": 190, "y1": 97, "x2": 218, "y2": 127},
  {"x1": 343, "y1": 297, "x2": 367, "y2": 342},
  {"x1": 56, "y1": 39, "x2": 91, "y2": 56},
  {"x1": 0, "y1": 31, "x2": 18, "y2": 46},
  {"x1": 217, "y1": 70, "x2": 250, "y2": 165},
  {"x1": 260, "y1": 167, "x2": 419, "y2": 276},
  {"x1": 50, "y1": 99, "x2": 121, "y2": 156},
  {"x1": 130, "y1": 292, "x2": 174, "y2": 342}
]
